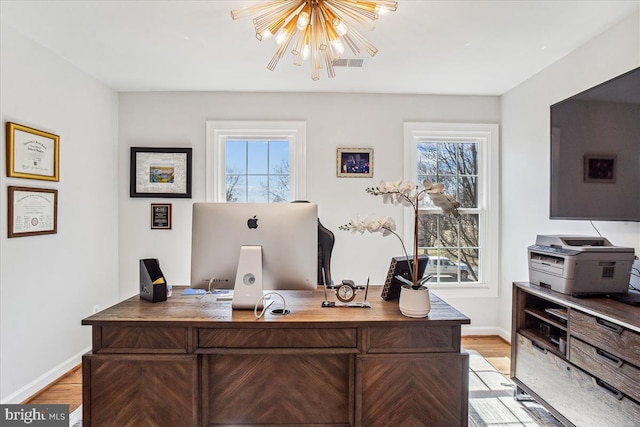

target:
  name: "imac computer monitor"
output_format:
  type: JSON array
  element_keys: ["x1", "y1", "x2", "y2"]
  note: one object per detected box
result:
[{"x1": 190, "y1": 202, "x2": 318, "y2": 292}]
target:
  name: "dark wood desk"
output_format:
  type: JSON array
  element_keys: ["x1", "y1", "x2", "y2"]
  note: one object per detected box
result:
[{"x1": 82, "y1": 288, "x2": 470, "y2": 426}]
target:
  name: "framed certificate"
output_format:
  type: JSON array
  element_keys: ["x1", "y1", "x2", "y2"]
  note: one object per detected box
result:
[
  {"x1": 130, "y1": 147, "x2": 192, "y2": 198},
  {"x1": 6, "y1": 122, "x2": 60, "y2": 181},
  {"x1": 151, "y1": 203, "x2": 172, "y2": 230},
  {"x1": 8, "y1": 186, "x2": 58, "y2": 238}
]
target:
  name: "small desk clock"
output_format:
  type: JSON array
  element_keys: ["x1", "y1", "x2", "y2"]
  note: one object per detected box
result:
[{"x1": 322, "y1": 278, "x2": 371, "y2": 308}]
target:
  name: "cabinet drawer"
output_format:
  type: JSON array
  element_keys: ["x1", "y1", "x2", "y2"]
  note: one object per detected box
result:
[
  {"x1": 366, "y1": 325, "x2": 459, "y2": 353},
  {"x1": 515, "y1": 333, "x2": 640, "y2": 426},
  {"x1": 198, "y1": 327, "x2": 358, "y2": 349},
  {"x1": 570, "y1": 310, "x2": 640, "y2": 365},
  {"x1": 569, "y1": 337, "x2": 640, "y2": 401}
]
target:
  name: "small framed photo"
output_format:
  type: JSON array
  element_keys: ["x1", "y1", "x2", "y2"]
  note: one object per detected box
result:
[
  {"x1": 337, "y1": 148, "x2": 373, "y2": 178},
  {"x1": 151, "y1": 203, "x2": 172, "y2": 230},
  {"x1": 584, "y1": 154, "x2": 616, "y2": 183},
  {"x1": 130, "y1": 147, "x2": 192, "y2": 198},
  {"x1": 6, "y1": 122, "x2": 60, "y2": 181},
  {"x1": 8, "y1": 186, "x2": 58, "y2": 238}
]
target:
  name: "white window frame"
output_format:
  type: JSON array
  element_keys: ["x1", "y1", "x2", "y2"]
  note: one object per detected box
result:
[
  {"x1": 205, "y1": 121, "x2": 307, "y2": 202},
  {"x1": 404, "y1": 122, "x2": 500, "y2": 298}
]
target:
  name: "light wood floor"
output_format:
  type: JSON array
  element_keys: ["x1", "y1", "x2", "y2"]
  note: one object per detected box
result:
[{"x1": 24, "y1": 335, "x2": 510, "y2": 413}]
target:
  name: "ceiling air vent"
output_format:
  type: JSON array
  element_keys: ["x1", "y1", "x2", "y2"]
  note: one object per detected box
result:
[{"x1": 332, "y1": 58, "x2": 367, "y2": 68}]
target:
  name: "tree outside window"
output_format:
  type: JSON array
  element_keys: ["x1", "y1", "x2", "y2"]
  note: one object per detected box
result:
[{"x1": 417, "y1": 141, "x2": 479, "y2": 283}]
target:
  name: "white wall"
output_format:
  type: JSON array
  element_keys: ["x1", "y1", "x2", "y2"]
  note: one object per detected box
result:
[
  {"x1": 118, "y1": 92, "x2": 502, "y2": 332},
  {"x1": 499, "y1": 11, "x2": 640, "y2": 335},
  {"x1": 0, "y1": 26, "x2": 120, "y2": 402}
]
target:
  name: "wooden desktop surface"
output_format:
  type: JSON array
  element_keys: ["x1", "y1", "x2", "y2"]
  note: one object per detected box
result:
[
  {"x1": 82, "y1": 287, "x2": 470, "y2": 325},
  {"x1": 82, "y1": 287, "x2": 470, "y2": 427}
]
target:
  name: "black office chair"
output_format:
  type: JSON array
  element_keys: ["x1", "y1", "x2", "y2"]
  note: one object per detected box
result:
[
  {"x1": 292, "y1": 201, "x2": 335, "y2": 287},
  {"x1": 317, "y1": 219, "x2": 335, "y2": 287}
]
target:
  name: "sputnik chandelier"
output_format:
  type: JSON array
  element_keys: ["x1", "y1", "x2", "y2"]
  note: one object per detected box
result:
[{"x1": 231, "y1": 0, "x2": 398, "y2": 80}]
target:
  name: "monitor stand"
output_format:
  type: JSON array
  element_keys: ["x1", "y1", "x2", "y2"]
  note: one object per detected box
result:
[{"x1": 232, "y1": 245, "x2": 273, "y2": 310}]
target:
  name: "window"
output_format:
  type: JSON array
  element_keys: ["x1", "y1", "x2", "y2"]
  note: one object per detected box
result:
[
  {"x1": 206, "y1": 121, "x2": 306, "y2": 202},
  {"x1": 404, "y1": 123, "x2": 499, "y2": 297}
]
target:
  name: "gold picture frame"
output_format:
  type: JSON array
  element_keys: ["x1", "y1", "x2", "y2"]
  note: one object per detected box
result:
[
  {"x1": 6, "y1": 122, "x2": 60, "y2": 181},
  {"x1": 8, "y1": 186, "x2": 58, "y2": 238},
  {"x1": 336, "y1": 147, "x2": 373, "y2": 178}
]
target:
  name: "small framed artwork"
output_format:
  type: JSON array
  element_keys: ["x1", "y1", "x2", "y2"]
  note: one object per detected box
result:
[
  {"x1": 6, "y1": 122, "x2": 60, "y2": 181},
  {"x1": 337, "y1": 148, "x2": 373, "y2": 178},
  {"x1": 151, "y1": 203, "x2": 172, "y2": 230},
  {"x1": 8, "y1": 186, "x2": 58, "y2": 238},
  {"x1": 130, "y1": 147, "x2": 192, "y2": 198},
  {"x1": 584, "y1": 154, "x2": 616, "y2": 183}
]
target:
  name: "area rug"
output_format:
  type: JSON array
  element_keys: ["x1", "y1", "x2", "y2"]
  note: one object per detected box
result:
[
  {"x1": 70, "y1": 352, "x2": 562, "y2": 427},
  {"x1": 469, "y1": 350, "x2": 563, "y2": 427},
  {"x1": 69, "y1": 405, "x2": 82, "y2": 427}
]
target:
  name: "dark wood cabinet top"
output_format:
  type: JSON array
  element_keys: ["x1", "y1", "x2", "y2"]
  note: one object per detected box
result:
[
  {"x1": 82, "y1": 287, "x2": 470, "y2": 328},
  {"x1": 514, "y1": 281, "x2": 640, "y2": 332}
]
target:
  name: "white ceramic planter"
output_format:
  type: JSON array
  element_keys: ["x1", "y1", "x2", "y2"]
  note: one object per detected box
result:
[{"x1": 398, "y1": 285, "x2": 431, "y2": 318}]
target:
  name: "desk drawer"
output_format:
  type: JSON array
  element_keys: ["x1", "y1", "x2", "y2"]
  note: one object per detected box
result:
[
  {"x1": 570, "y1": 310, "x2": 640, "y2": 365},
  {"x1": 515, "y1": 333, "x2": 640, "y2": 426},
  {"x1": 198, "y1": 327, "x2": 358, "y2": 349},
  {"x1": 366, "y1": 325, "x2": 459, "y2": 353},
  {"x1": 97, "y1": 326, "x2": 188, "y2": 353},
  {"x1": 569, "y1": 337, "x2": 640, "y2": 401}
]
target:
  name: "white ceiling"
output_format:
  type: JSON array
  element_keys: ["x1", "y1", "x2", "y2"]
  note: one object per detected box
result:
[{"x1": 1, "y1": 0, "x2": 638, "y2": 95}]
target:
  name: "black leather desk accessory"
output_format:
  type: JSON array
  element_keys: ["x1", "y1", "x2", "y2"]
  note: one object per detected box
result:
[{"x1": 139, "y1": 258, "x2": 168, "y2": 302}]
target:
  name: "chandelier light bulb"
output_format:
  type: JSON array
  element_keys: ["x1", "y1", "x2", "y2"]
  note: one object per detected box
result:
[
  {"x1": 275, "y1": 32, "x2": 288, "y2": 45},
  {"x1": 332, "y1": 19, "x2": 348, "y2": 36},
  {"x1": 332, "y1": 38, "x2": 345, "y2": 55},
  {"x1": 297, "y1": 4, "x2": 311, "y2": 30}
]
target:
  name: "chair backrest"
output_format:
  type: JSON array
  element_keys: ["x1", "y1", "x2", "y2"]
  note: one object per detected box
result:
[
  {"x1": 317, "y1": 219, "x2": 335, "y2": 286},
  {"x1": 291, "y1": 200, "x2": 335, "y2": 286}
]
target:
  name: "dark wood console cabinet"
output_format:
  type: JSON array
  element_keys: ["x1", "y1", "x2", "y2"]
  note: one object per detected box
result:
[
  {"x1": 82, "y1": 288, "x2": 470, "y2": 427},
  {"x1": 511, "y1": 282, "x2": 640, "y2": 426}
]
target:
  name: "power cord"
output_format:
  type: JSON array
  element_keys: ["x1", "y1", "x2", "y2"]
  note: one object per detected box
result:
[{"x1": 254, "y1": 292, "x2": 289, "y2": 319}]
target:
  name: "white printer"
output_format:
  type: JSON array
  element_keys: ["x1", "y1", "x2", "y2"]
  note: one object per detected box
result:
[{"x1": 528, "y1": 235, "x2": 634, "y2": 296}]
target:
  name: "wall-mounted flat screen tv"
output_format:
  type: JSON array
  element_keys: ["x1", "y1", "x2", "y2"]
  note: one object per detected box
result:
[{"x1": 550, "y1": 66, "x2": 640, "y2": 222}]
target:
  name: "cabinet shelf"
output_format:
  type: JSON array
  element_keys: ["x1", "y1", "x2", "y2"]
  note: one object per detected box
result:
[
  {"x1": 518, "y1": 328, "x2": 565, "y2": 358},
  {"x1": 523, "y1": 307, "x2": 567, "y2": 331}
]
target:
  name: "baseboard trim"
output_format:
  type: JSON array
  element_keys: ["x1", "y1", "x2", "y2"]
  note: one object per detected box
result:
[
  {"x1": 1, "y1": 345, "x2": 91, "y2": 404},
  {"x1": 462, "y1": 325, "x2": 511, "y2": 343}
]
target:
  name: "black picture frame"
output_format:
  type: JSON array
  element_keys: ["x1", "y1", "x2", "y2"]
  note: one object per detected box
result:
[
  {"x1": 584, "y1": 154, "x2": 616, "y2": 183},
  {"x1": 380, "y1": 255, "x2": 430, "y2": 301},
  {"x1": 130, "y1": 147, "x2": 192, "y2": 198},
  {"x1": 151, "y1": 203, "x2": 172, "y2": 230}
]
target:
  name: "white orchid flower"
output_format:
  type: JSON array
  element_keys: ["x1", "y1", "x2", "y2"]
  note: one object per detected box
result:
[
  {"x1": 364, "y1": 216, "x2": 384, "y2": 233},
  {"x1": 397, "y1": 181, "x2": 414, "y2": 195},
  {"x1": 348, "y1": 217, "x2": 367, "y2": 234},
  {"x1": 381, "y1": 192, "x2": 395, "y2": 204},
  {"x1": 380, "y1": 217, "x2": 397, "y2": 236}
]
